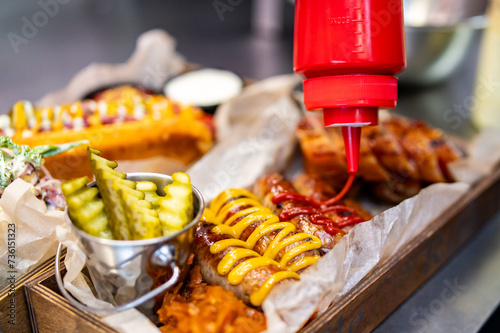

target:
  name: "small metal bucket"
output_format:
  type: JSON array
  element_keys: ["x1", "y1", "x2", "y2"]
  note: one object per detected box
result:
[{"x1": 55, "y1": 172, "x2": 204, "y2": 319}]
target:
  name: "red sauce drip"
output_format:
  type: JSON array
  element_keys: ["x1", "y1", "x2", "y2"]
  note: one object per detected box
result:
[
  {"x1": 274, "y1": 173, "x2": 364, "y2": 235},
  {"x1": 272, "y1": 173, "x2": 356, "y2": 208}
]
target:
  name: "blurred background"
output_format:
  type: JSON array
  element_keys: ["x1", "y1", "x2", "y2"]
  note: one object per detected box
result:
[
  {"x1": 0, "y1": 0, "x2": 293, "y2": 110},
  {"x1": 0, "y1": 0, "x2": 490, "y2": 138}
]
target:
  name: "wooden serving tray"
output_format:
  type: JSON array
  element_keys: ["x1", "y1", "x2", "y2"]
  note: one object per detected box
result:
[
  {"x1": 22, "y1": 167, "x2": 500, "y2": 333},
  {"x1": 24, "y1": 264, "x2": 118, "y2": 333},
  {"x1": 0, "y1": 256, "x2": 58, "y2": 333}
]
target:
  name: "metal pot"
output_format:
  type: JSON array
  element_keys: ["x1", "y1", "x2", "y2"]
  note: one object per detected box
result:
[
  {"x1": 399, "y1": 0, "x2": 487, "y2": 85},
  {"x1": 55, "y1": 172, "x2": 205, "y2": 320},
  {"x1": 399, "y1": 15, "x2": 487, "y2": 85}
]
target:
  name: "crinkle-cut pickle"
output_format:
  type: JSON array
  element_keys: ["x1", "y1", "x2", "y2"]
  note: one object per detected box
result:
[
  {"x1": 88, "y1": 148, "x2": 137, "y2": 240},
  {"x1": 137, "y1": 181, "x2": 161, "y2": 209},
  {"x1": 61, "y1": 147, "x2": 195, "y2": 240},
  {"x1": 61, "y1": 176, "x2": 112, "y2": 239},
  {"x1": 159, "y1": 172, "x2": 194, "y2": 234}
]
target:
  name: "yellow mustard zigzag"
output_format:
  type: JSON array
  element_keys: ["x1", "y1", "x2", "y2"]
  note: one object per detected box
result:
[{"x1": 204, "y1": 188, "x2": 322, "y2": 306}]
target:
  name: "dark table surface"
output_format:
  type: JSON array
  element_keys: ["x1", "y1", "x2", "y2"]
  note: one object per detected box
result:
[{"x1": 1, "y1": 1, "x2": 498, "y2": 332}]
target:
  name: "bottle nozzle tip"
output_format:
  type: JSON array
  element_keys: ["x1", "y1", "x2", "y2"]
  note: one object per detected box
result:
[{"x1": 342, "y1": 126, "x2": 361, "y2": 174}]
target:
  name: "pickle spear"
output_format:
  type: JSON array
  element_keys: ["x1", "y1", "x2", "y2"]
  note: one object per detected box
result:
[
  {"x1": 158, "y1": 172, "x2": 194, "y2": 235},
  {"x1": 136, "y1": 181, "x2": 161, "y2": 209},
  {"x1": 66, "y1": 148, "x2": 195, "y2": 240},
  {"x1": 120, "y1": 190, "x2": 162, "y2": 240},
  {"x1": 61, "y1": 176, "x2": 112, "y2": 239},
  {"x1": 88, "y1": 147, "x2": 144, "y2": 240}
]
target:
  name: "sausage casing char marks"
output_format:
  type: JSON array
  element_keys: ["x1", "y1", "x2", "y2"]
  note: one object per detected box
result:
[
  {"x1": 255, "y1": 173, "x2": 339, "y2": 250},
  {"x1": 254, "y1": 173, "x2": 370, "y2": 251},
  {"x1": 293, "y1": 174, "x2": 372, "y2": 222}
]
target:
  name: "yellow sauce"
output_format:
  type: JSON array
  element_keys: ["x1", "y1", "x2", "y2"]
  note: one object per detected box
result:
[
  {"x1": 6, "y1": 92, "x2": 201, "y2": 136},
  {"x1": 250, "y1": 271, "x2": 300, "y2": 306},
  {"x1": 206, "y1": 188, "x2": 322, "y2": 306},
  {"x1": 12, "y1": 101, "x2": 28, "y2": 131}
]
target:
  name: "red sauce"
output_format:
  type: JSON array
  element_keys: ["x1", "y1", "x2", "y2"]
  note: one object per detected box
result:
[
  {"x1": 272, "y1": 173, "x2": 356, "y2": 208},
  {"x1": 273, "y1": 173, "x2": 364, "y2": 235}
]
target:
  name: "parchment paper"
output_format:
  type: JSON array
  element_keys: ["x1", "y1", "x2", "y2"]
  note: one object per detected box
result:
[
  {"x1": 0, "y1": 178, "x2": 159, "y2": 332},
  {"x1": 188, "y1": 74, "x2": 302, "y2": 202},
  {"x1": 0, "y1": 179, "x2": 65, "y2": 289},
  {"x1": 262, "y1": 183, "x2": 469, "y2": 333}
]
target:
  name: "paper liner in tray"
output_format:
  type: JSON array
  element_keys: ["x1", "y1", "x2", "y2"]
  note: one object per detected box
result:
[
  {"x1": 258, "y1": 124, "x2": 500, "y2": 333},
  {"x1": 0, "y1": 180, "x2": 65, "y2": 290},
  {"x1": 261, "y1": 183, "x2": 469, "y2": 333}
]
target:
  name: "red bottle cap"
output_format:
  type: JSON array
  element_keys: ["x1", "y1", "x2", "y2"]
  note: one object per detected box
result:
[
  {"x1": 323, "y1": 107, "x2": 379, "y2": 127},
  {"x1": 303, "y1": 74, "x2": 398, "y2": 110}
]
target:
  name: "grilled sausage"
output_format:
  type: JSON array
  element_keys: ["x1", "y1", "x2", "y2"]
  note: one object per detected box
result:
[
  {"x1": 255, "y1": 174, "x2": 369, "y2": 251},
  {"x1": 192, "y1": 188, "x2": 322, "y2": 306},
  {"x1": 193, "y1": 221, "x2": 291, "y2": 306}
]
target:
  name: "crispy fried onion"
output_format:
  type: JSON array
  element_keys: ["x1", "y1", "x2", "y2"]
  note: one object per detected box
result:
[{"x1": 158, "y1": 265, "x2": 266, "y2": 333}]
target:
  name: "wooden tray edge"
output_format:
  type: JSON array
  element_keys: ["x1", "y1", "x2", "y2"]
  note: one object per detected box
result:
[{"x1": 300, "y1": 167, "x2": 500, "y2": 332}]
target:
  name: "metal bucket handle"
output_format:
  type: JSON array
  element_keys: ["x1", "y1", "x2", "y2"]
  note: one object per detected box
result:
[{"x1": 54, "y1": 243, "x2": 180, "y2": 314}]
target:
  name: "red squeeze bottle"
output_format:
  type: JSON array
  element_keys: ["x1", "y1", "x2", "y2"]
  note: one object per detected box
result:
[{"x1": 293, "y1": 0, "x2": 406, "y2": 175}]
